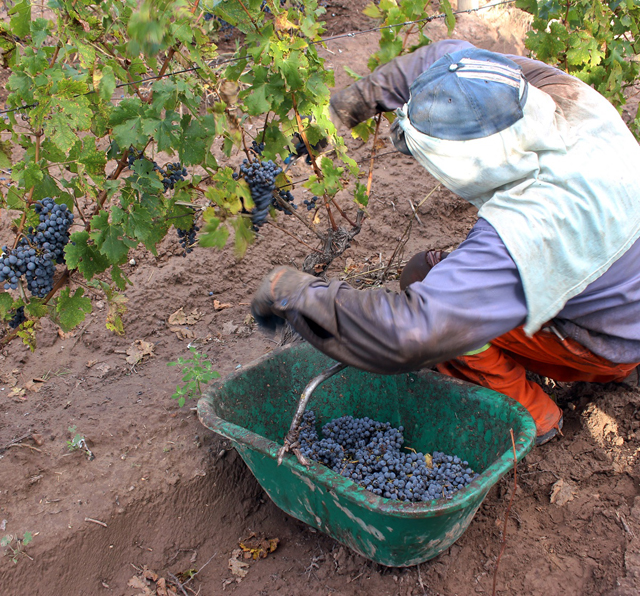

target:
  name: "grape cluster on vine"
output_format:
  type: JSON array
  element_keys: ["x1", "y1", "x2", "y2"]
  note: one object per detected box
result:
[
  {"x1": 0, "y1": 198, "x2": 74, "y2": 298},
  {"x1": 176, "y1": 215, "x2": 200, "y2": 256},
  {"x1": 251, "y1": 140, "x2": 265, "y2": 156},
  {"x1": 127, "y1": 149, "x2": 187, "y2": 193},
  {"x1": 163, "y1": 163, "x2": 188, "y2": 191},
  {"x1": 299, "y1": 411, "x2": 479, "y2": 503},
  {"x1": 275, "y1": 188, "x2": 297, "y2": 213},
  {"x1": 8, "y1": 306, "x2": 25, "y2": 329},
  {"x1": 240, "y1": 159, "x2": 283, "y2": 230},
  {"x1": 303, "y1": 195, "x2": 319, "y2": 211}
]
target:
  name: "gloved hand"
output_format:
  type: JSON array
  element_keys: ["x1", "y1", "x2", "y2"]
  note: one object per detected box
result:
[
  {"x1": 251, "y1": 266, "x2": 316, "y2": 333},
  {"x1": 329, "y1": 84, "x2": 377, "y2": 129},
  {"x1": 399, "y1": 250, "x2": 449, "y2": 290}
]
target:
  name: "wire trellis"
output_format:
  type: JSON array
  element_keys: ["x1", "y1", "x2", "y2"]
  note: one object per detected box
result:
[{"x1": 0, "y1": 0, "x2": 518, "y2": 117}]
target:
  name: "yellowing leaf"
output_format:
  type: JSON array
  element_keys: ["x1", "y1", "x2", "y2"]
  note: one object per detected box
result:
[{"x1": 275, "y1": 13, "x2": 299, "y2": 30}]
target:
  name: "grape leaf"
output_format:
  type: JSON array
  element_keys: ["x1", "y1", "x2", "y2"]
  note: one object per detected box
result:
[
  {"x1": 0, "y1": 140, "x2": 12, "y2": 169},
  {"x1": 24, "y1": 300, "x2": 47, "y2": 318},
  {"x1": 56, "y1": 288, "x2": 92, "y2": 332},
  {"x1": 9, "y1": 0, "x2": 31, "y2": 39},
  {"x1": 0, "y1": 292, "x2": 12, "y2": 317},
  {"x1": 90, "y1": 212, "x2": 132, "y2": 263},
  {"x1": 79, "y1": 138, "x2": 107, "y2": 179},
  {"x1": 232, "y1": 216, "x2": 254, "y2": 258},
  {"x1": 65, "y1": 231, "x2": 110, "y2": 279},
  {"x1": 96, "y1": 65, "x2": 116, "y2": 101},
  {"x1": 110, "y1": 264, "x2": 131, "y2": 291},
  {"x1": 109, "y1": 98, "x2": 148, "y2": 148},
  {"x1": 199, "y1": 212, "x2": 230, "y2": 248}
]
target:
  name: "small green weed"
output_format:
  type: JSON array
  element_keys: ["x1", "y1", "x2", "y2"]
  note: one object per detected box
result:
[
  {"x1": 67, "y1": 426, "x2": 94, "y2": 460},
  {"x1": 1, "y1": 531, "x2": 33, "y2": 563},
  {"x1": 168, "y1": 347, "x2": 220, "y2": 407},
  {"x1": 67, "y1": 426, "x2": 84, "y2": 451}
]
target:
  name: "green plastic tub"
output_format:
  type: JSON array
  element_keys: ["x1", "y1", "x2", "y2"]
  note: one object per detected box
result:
[{"x1": 197, "y1": 342, "x2": 536, "y2": 567}]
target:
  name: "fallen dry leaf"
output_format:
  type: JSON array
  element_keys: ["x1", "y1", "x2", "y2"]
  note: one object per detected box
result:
[
  {"x1": 127, "y1": 575, "x2": 152, "y2": 595},
  {"x1": 168, "y1": 307, "x2": 201, "y2": 326},
  {"x1": 9, "y1": 386, "x2": 26, "y2": 399},
  {"x1": 550, "y1": 478, "x2": 576, "y2": 506},
  {"x1": 2, "y1": 369, "x2": 20, "y2": 387},
  {"x1": 142, "y1": 566, "x2": 158, "y2": 582},
  {"x1": 156, "y1": 577, "x2": 178, "y2": 596},
  {"x1": 228, "y1": 548, "x2": 249, "y2": 579},
  {"x1": 169, "y1": 326, "x2": 196, "y2": 341},
  {"x1": 239, "y1": 532, "x2": 279, "y2": 560},
  {"x1": 214, "y1": 300, "x2": 232, "y2": 311},
  {"x1": 222, "y1": 321, "x2": 238, "y2": 336},
  {"x1": 126, "y1": 340, "x2": 155, "y2": 365},
  {"x1": 24, "y1": 379, "x2": 44, "y2": 393}
]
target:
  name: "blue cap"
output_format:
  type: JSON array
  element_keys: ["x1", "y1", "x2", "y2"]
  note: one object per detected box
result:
[{"x1": 407, "y1": 48, "x2": 528, "y2": 141}]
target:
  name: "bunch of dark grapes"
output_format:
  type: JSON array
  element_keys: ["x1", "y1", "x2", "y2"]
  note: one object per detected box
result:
[
  {"x1": 251, "y1": 140, "x2": 265, "y2": 156},
  {"x1": 33, "y1": 198, "x2": 74, "y2": 265},
  {"x1": 127, "y1": 149, "x2": 187, "y2": 193},
  {"x1": 127, "y1": 148, "x2": 145, "y2": 167},
  {"x1": 239, "y1": 159, "x2": 283, "y2": 230},
  {"x1": 176, "y1": 216, "x2": 200, "y2": 256},
  {"x1": 302, "y1": 195, "x2": 319, "y2": 211},
  {"x1": 162, "y1": 163, "x2": 187, "y2": 191},
  {"x1": 203, "y1": 12, "x2": 233, "y2": 37},
  {"x1": 274, "y1": 189, "x2": 297, "y2": 213},
  {"x1": 0, "y1": 198, "x2": 74, "y2": 297},
  {"x1": 299, "y1": 411, "x2": 479, "y2": 503},
  {"x1": 8, "y1": 306, "x2": 25, "y2": 329}
]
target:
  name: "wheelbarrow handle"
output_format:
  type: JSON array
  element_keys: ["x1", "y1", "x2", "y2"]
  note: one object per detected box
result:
[
  {"x1": 277, "y1": 361, "x2": 348, "y2": 466},
  {"x1": 293, "y1": 361, "x2": 348, "y2": 426}
]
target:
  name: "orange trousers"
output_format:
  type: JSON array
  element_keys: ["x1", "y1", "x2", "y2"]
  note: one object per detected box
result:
[{"x1": 437, "y1": 326, "x2": 638, "y2": 437}]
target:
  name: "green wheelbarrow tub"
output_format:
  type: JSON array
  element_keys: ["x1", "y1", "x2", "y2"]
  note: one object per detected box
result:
[{"x1": 197, "y1": 342, "x2": 536, "y2": 567}]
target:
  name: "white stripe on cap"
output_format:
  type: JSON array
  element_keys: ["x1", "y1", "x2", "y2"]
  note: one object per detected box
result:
[
  {"x1": 456, "y1": 70, "x2": 522, "y2": 89},
  {"x1": 452, "y1": 57, "x2": 523, "y2": 91},
  {"x1": 458, "y1": 58, "x2": 522, "y2": 82}
]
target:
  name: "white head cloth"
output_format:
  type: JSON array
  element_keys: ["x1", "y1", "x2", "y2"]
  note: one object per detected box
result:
[{"x1": 396, "y1": 83, "x2": 640, "y2": 335}]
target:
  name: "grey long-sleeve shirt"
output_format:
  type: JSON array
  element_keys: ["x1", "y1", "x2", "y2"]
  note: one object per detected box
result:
[{"x1": 289, "y1": 40, "x2": 640, "y2": 371}]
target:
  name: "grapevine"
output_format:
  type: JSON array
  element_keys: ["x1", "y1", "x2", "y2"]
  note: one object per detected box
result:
[
  {"x1": 0, "y1": 0, "x2": 457, "y2": 346},
  {"x1": 516, "y1": 0, "x2": 640, "y2": 137}
]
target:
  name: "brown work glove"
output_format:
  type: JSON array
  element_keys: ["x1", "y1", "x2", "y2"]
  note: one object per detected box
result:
[
  {"x1": 251, "y1": 265, "x2": 459, "y2": 374},
  {"x1": 399, "y1": 250, "x2": 449, "y2": 291},
  {"x1": 329, "y1": 84, "x2": 378, "y2": 129},
  {"x1": 251, "y1": 266, "x2": 316, "y2": 334}
]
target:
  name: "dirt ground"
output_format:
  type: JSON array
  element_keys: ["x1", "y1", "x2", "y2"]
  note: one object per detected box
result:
[{"x1": 1, "y1": 3, "x2": 639, "y2": 596}]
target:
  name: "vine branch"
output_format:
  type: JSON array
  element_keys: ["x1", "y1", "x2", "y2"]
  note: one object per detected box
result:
[{"x1": 291, "y1": 94, "x2": 338, "y2": 231}]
